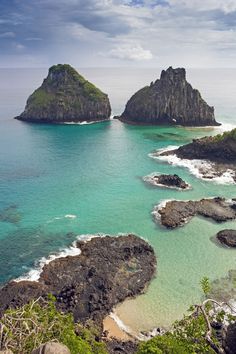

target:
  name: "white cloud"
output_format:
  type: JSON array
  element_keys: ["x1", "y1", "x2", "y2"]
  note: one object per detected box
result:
[
  {"x1": 25, "y1": 37, "x2": 42, "y2": 41},
  {"x1": 0, "y1": 32, "x2": 15, "y2": 38},
  {"x1": 108, "y1": 43, "x2": 153, "y2": 61},
  {"x1": 167, "y1": 0, "x2": 236, "y2": 14},
  {"x1": 1, "y1": 0, "x2": 236, "y2": 67},
  {"x1": 15, "y1": 43, "x2": 25, "y2": 50}
]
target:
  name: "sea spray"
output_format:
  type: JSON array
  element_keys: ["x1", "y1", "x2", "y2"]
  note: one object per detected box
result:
[
  {"x1": 15, "y1": 234, "x2": 105, "y2": 282},
  {"x1": 150, "y1": 147, "x2": 235, "y2": 185}
]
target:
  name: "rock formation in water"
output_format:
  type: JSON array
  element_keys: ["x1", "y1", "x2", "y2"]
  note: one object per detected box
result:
[
  {"x1": 153, "y1": 197, "x2": 236, "y2": 229},
  {"x1": 216, "y1": 229, "x2": 236, "y2": 247},
  {"x1": 118, "y1": 66, "x2": 219, "y2": 126},
  {"x1": 0, "y1": 234, "x2": 156, "y2": 329},
  {"x1": 15, "y1": 64, "x2": 111, "y2": 123},
  {"x1": 157, "y1": 129, "x2": 236, "y2": 183},
  {"x1": 165, "y1": 128, "x2": 236, "y2": 164},
  {"x1": 144, "y1": 173, "x2": 190, "y2": 190}
]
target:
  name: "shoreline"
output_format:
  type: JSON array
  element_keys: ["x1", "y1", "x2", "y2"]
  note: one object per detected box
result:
[
  {"x1": 103, "y1": 315, "x2": 135, "y2": 341},
  {"x1": 150, "y1": 147, "x2": 236, "y2": 185}
]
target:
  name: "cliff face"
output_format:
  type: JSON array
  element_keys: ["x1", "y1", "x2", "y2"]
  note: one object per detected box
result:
[
  {"x1": 15, "y1": 64, "x2": 111, "y2": 123},
  {"x1": 119, "y1": 67, "x2": 219, "y2": 126}
]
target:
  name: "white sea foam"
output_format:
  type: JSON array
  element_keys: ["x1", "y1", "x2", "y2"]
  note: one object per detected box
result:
[
  {"x1": 65, "y1": 214, "x2": 77, "y2": 219},
  {"x1": 64, "y1": 121, "x2": 97, "y2": 125},
  {"x1": 151, "y1": 199, "x2": 173, "y2": 222},
  {"x1": 215, "y1": 122, "x2": 236, "y2": 133},
  {"x1": 149, "y1": 146, "x2": 235, "y2": 185},
  {"x1": 47, "y1": 214, "x2": 77, "y2": 223},
  {"x1": 15, "y1": 234, "x2": 104, "y2": 282},
  {"x1": 63, "y1": 118, "x2": 110, "y2": 125},
  {"x1": 109, "y1": 311, "x2": 165, "y2": 341},
  {"x1": 109, "y1": 311, "x2": 137, "y2": 338}
]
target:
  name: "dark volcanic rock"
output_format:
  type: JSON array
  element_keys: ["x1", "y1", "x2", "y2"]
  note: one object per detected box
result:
[
  {"x1": 166, "y1": 129, "x2": 236, "y2": 164},
  {"x1": 158, "y1": 129, "x2": 236, "y2": 182},
  {"x1": 144, "y1": 173, "x2": 190, "y2": 190},
  {"x1": 216, "y1": 229, "x2": 236, "y2": 247},
  {"x1": 0, "y1": 235, "x2": 156, "y2": 328},
  {"x1": 15, "y1": 64, "x2": 111, "y2": 123},
  {"x1": 223, "y1": 322, "x2": 236, "y2": 354},
  {"x1": 105, "y1": 339, "x2": 138, "y2": 354},
  {"x1": 119, "y1": 67, "x2": 219, "y2": 126},
  {"x1": 154, "y1": 197, "x2": 236, "y2": 229}
]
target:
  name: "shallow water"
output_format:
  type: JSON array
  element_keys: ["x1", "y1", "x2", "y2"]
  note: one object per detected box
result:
[{"x1": 0, "y1": 68, "x2": 236, "y2": 332}]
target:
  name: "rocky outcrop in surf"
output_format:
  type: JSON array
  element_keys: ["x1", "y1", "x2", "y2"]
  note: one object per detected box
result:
[
  {"x1": 118, "y1": 67, "x2": 219, "y2": 126},
  {"x1": 153, "y1": 197, "x2": 236, "y2": 229},
  {"x1": 15, "y1": 64, "x2": 111, "y2": 123},
  {"x1": 144, "y1": 173, "x2": 190, "y2": 190},
  {"x1": 153, "y1": 129, "x2": 236, "y2": 184},
  {"x1": 166, "y1": 129, "x2": 236, "y2": 164},
  {"x1": 0, "y1": 235, "x2": 156, "y2": 329},
  {"x1": 216, "y1": 229, "x2": 236, "y2": 247}
]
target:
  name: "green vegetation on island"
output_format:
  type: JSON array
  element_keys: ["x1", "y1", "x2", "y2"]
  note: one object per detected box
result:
[{"x1": 15, "y1": 64, "x2": 111, "y2": 123}]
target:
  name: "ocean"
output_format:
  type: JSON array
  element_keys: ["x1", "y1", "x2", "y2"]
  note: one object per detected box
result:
[{"x1": 0, "y1": 67, "x2": 236, "y2": 333}]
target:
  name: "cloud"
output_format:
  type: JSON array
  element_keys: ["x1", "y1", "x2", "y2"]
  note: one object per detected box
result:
[
  {"x1": 0, "y1": 31, "x2": 15, "y2": 38},
  {"x1": 0, "y1": 0, "x2": 236, "y2": 67},
  {"x1": 15, "y1": 43, "x2": 25, "y2": 50},
  {"x1": 108, "y1": 43, "x2": 153, "y2": 60},
  {"x1": 167, "y1": 0, "x2": 236, "y2": 14},
  {"x1": 25, "y1": 37, "x2": 42, "y2": 41}
]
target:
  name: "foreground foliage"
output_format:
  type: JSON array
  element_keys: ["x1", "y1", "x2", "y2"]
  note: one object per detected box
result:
[
  {"x1": 137, "y1": 277, "x2": 236, "y2": 354},
  {"x1": 0, "y1": 294, "x2": 107, "y2": 354}
]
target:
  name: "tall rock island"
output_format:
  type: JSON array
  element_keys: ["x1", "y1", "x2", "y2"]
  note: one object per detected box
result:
[
  {"x1": 15, "y1": 64, "x2": 111, "y2": 123},
  {"x1": 119, "y1": 66, "x2": 219, "y2": 126}
]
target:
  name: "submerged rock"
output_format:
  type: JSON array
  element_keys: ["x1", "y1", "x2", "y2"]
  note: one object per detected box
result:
[
  {"x1": 0, "y1": 205, "x2": 21, "y2": 224},
  {"x1": 118, "y1": 67, "x2": 219, "y2": 126},
  {"x1": 0, "y1": 234, "x2": 156, "y2": 329},
  {"x1": 216, "y1": 229, "x2": 236, "y2": 247},
  {"x1": 15, "y1": 64, "x2": 111, "y2": 123},
  {"x1": 154, "y1": 197, "x2": 236, "y2": 229},
  {"x1": 210, "y1": 269, "x2": 236, "y2": 303},
  {"x1": 144, "y1": 173, "x2": 190, "y2": 190}
]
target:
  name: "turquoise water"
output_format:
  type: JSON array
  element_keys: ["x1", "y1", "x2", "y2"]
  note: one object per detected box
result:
[{"x1": 0, "y1": 68, "x2": 236, "y2": 332}]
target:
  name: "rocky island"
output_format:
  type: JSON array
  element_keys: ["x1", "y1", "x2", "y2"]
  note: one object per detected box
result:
[
  {"x1": 216, "y1": 229, "x2": 236, "y2": 247},
  {"x1": 153, "y1": 129, "x2": 236, "y2": 183},
  {"x1": 144, "y1": 173, "x2": 190, "y2": 190},
  {"x1": 0, "y1": 234, "x2": 156, "y2": 329},
  {"x1": 118, "y1": 67, "x2": 219, "y2": 126},
  {"x1": 15, "y1": 64, "x2": 111, "y2": 123},
  {"x1": 153, "y1": 197, "x2": 236, "y2": 228}
]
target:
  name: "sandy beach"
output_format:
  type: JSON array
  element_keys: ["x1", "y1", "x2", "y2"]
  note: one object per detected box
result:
[{"x1": 103, "y1": 315, "x2": 133, "y2": 341}]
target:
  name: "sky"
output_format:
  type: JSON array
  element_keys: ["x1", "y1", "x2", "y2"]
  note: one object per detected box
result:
[{"x1": 0, "y1": 0, "x2": 236, "y2": 67}]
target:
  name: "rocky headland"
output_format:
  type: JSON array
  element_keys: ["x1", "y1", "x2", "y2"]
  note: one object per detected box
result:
[
  {"x1": 15, "y1": 64, "x2": 111, "y2": 123},
  {"x1": 154, "y1": 129, "x2": 236, "y2": 183},
  {"x1": 118, "y1": 67, "x2": 219, "y2": 126},
  {"x1": 153, "y1": 197, "x2": 236, "y2": 229},
  {"x1": 0, "y1": 234, "x2": 156, "y2": 330},
  {"x1": 144, "y1": 173, "x2": 190, "y2": 190},
  {"x1": 216, "y1": 229, "x2": 236, "y2": 247}
]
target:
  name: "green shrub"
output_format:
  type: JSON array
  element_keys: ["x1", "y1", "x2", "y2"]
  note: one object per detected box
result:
[{"x1": 0, "y1": 295, "x2": 107, "y2": 354}]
